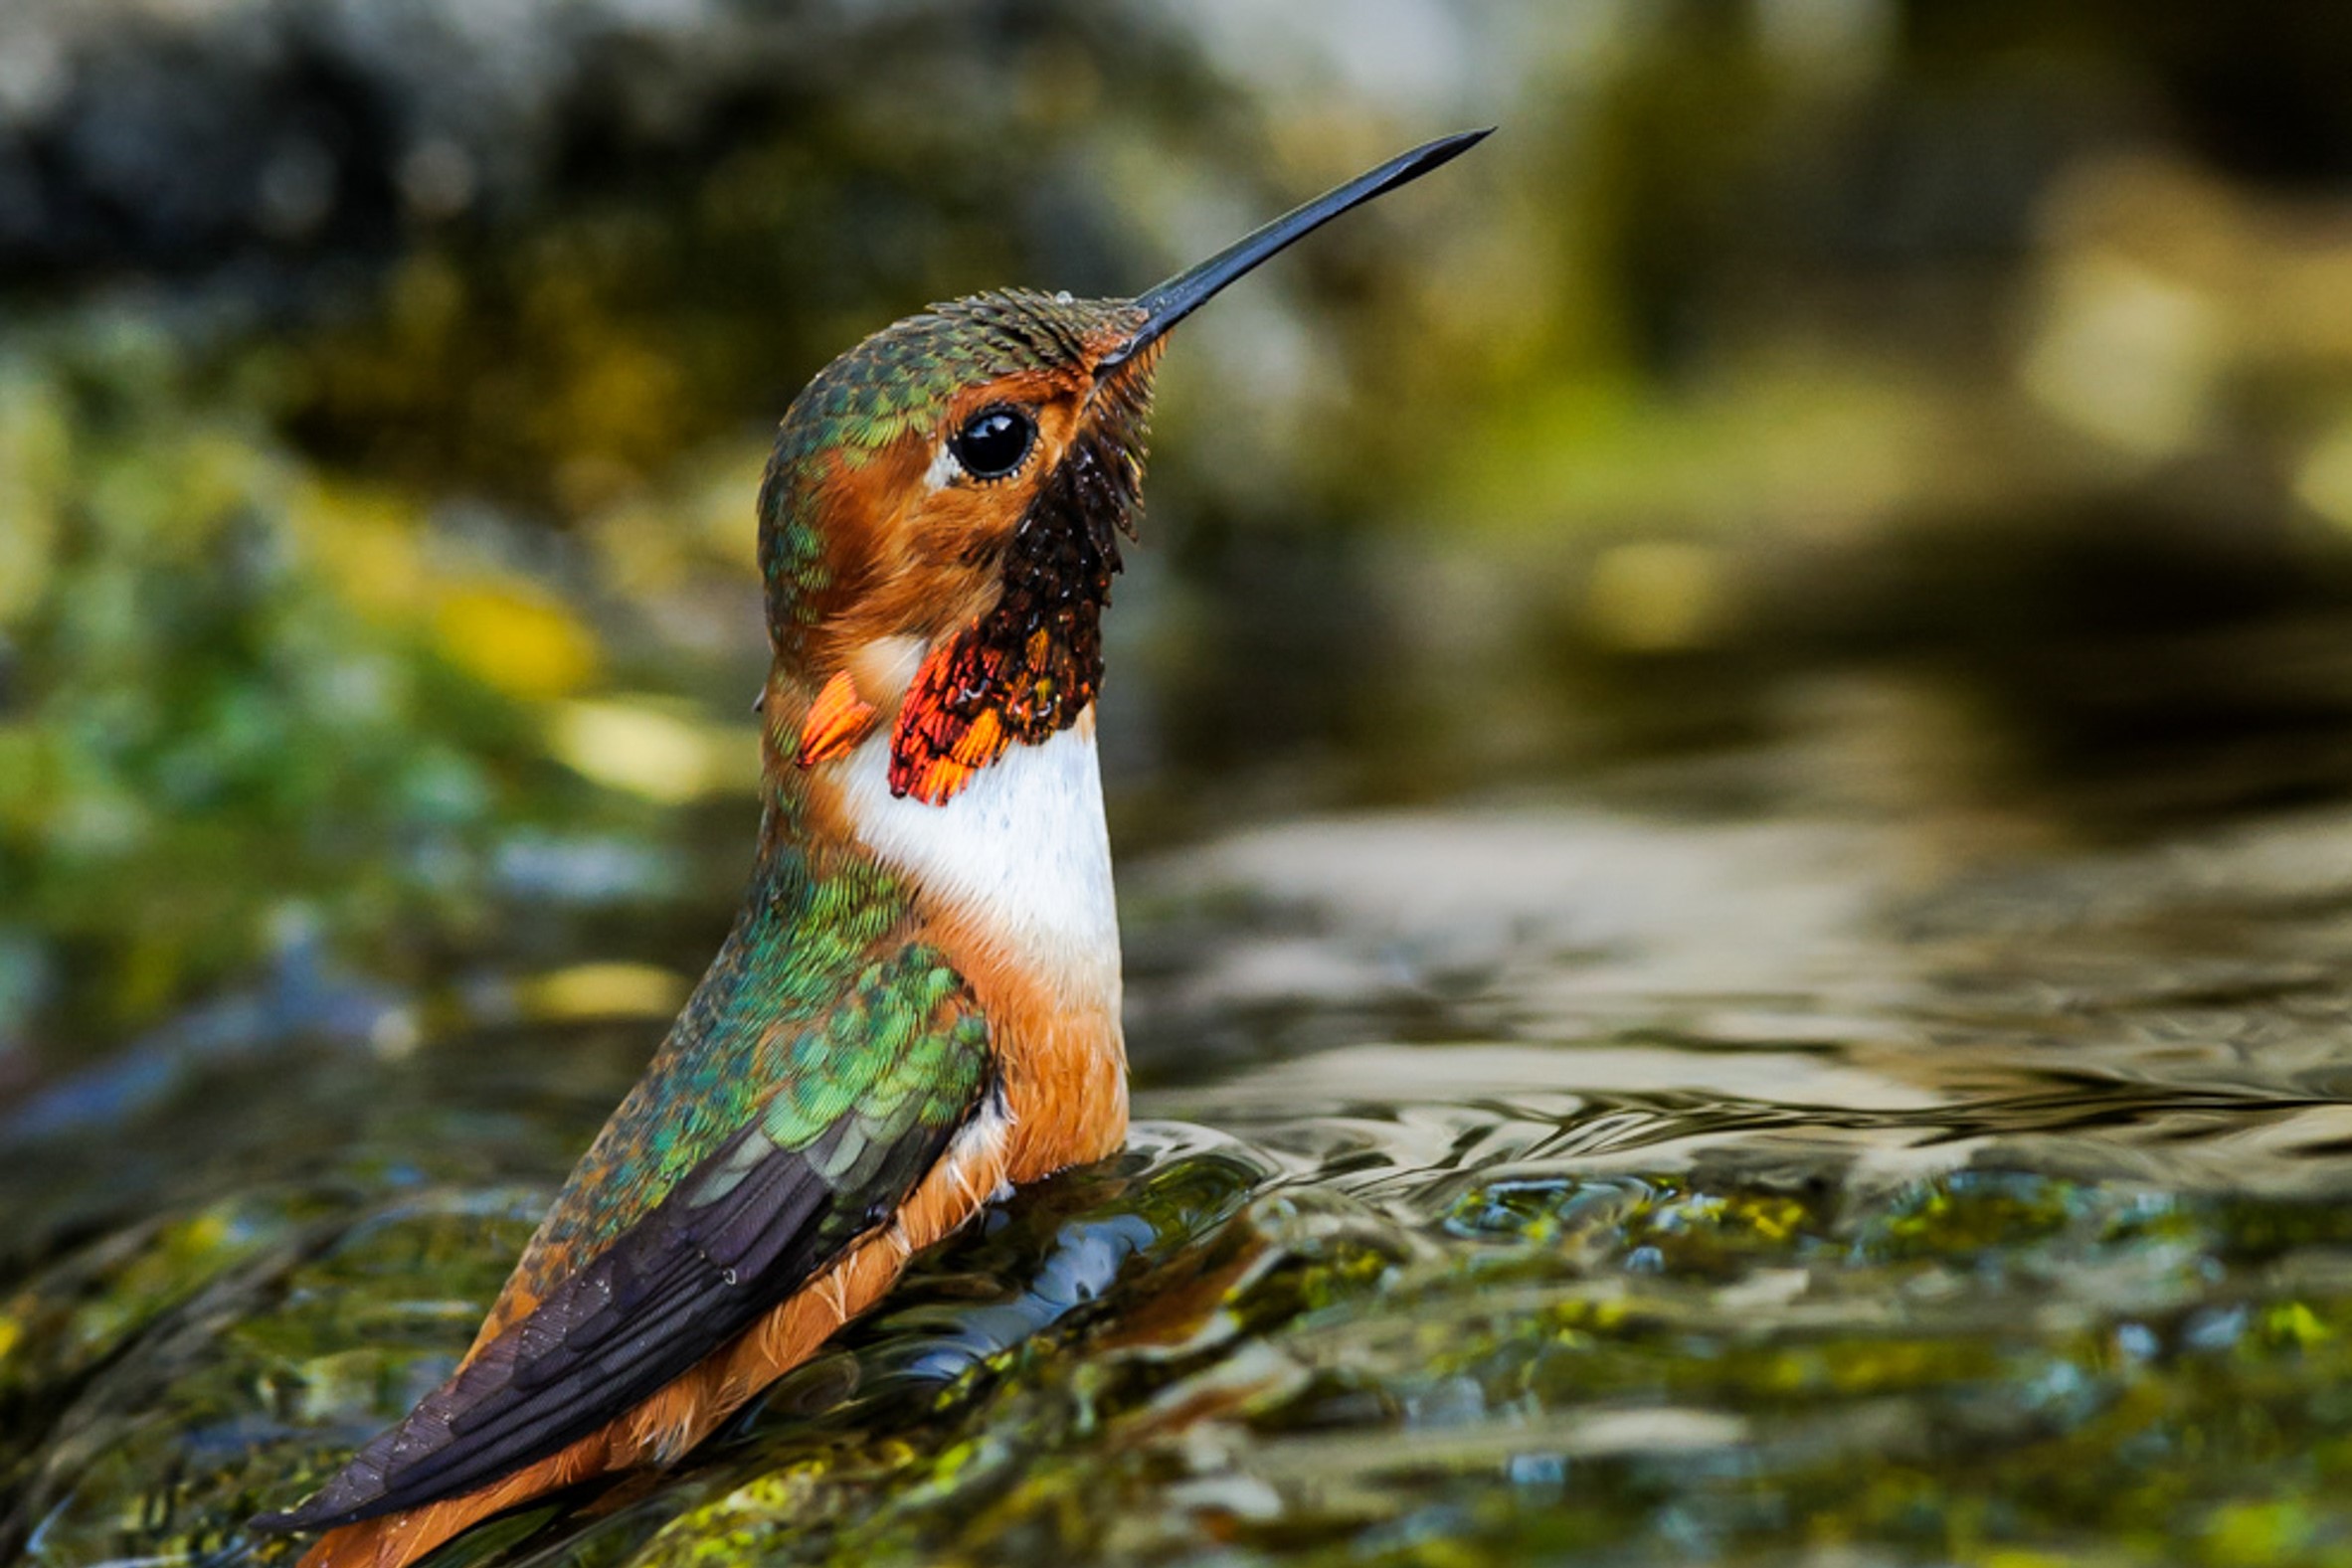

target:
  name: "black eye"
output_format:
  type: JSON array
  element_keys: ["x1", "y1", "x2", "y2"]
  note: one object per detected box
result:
[{"x1": 951, "y1": 406, "x2": 1034, "y2": 480}]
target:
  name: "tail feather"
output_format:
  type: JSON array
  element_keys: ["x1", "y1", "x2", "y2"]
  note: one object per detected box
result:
[
  {"x1": 291, "y1": 1444, "x2": 592, "y2": 1568},
  {"x1": 272, "y1": 1109, "x2": 1017, "y2": 1568},
  {"x1": 273, "y1": 1232, "x2": 893, "y2": 1568}
]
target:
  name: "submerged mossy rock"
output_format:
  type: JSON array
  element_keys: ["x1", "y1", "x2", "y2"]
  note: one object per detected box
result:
[{"x1": 16, "y1": 1007, "x2": 2352, "y2": 1568}]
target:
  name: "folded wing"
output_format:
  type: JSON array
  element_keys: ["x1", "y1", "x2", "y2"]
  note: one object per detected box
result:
[{"x1": 257, "y1": 981, "x2": 992, "y2": 1532}]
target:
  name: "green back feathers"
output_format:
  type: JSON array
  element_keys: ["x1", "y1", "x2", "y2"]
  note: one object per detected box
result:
[{"x1": 507, "y1": 830, "x2": 981, "y2": 1296}]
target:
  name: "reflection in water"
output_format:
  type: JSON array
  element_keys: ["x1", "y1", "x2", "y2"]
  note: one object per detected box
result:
[{"x1": 12, "y1": 794, "x2": 2352, "y2": 1564}]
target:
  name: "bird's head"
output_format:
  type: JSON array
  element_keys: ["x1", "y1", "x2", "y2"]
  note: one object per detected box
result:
[{"x1": 758, "y1": 129, "x2": 1488, "y2": 805}]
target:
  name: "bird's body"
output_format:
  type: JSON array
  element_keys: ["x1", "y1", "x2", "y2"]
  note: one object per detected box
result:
[{"x1": 258, "y1": 131, "x2": 1486, "y2": 1568}]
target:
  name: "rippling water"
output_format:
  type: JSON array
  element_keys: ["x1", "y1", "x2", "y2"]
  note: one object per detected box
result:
[{"x1": 14, "y1": 788, "x2": 2352, "y2": 1566}]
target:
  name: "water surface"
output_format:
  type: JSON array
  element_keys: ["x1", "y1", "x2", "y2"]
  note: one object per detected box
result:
[{"x1": 14, "y1": 742, "x2": 2352, "y2": 1567}]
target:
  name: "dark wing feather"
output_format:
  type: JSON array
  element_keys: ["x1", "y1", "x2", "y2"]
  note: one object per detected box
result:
[{"x1": 253, "y1": 1086, "x2": 983, "y2": 1533}]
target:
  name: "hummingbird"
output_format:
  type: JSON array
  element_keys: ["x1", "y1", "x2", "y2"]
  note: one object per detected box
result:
[{"x1": 254, "y1": 127, "x2": 1488, "y2": 1568}]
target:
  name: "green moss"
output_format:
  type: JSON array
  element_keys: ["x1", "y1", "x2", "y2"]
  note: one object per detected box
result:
[{"x1": 0, "y1": 325, "x2": 679, "y2": 1056}]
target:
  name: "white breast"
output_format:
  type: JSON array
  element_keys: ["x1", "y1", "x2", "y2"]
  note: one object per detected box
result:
[{"x1": 833, "y1": 717, "x2": 1122, "y2": 1012}]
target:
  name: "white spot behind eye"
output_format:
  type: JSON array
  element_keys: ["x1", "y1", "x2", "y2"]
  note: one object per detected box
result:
[{"x1": 924, "y1": 439, "x2": 964, "y2": 492}]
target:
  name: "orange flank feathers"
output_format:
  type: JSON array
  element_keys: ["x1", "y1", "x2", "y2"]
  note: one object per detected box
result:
[{"x1": 795, "y1": 669, "x2": 879, "y2": 768}]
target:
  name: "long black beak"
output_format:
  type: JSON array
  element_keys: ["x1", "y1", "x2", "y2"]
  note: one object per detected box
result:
[{"x1": 1096, "y1": 127, "x2": 1493, "y2": 375}]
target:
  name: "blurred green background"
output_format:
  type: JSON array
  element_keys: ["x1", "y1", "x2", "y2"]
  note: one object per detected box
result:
[
  {"x1": 27, "y1": 6, "x2": 2352, "y2": 1566},
  {"x1": 8, "y1": 0, "x2": 2352, "y2": 1075}
]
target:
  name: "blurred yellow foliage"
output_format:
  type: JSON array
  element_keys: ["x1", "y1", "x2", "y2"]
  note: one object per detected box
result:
[
  {"x1": 2296, "y1": 421, "x2": 2352, "y2": 532},
  {"x1": 2021, "y1": 251, "x2": 2220, "y2": 460},
  {"x1": 288, "y1": 478, "x2": 431, "y2": 618},
  {"x1": 548, "y1": 696, "x2": 758, "y2": 803},
  {"x1": 518, "y1": 961, "x2": 690, "y2": 1020},
  {"x1": 0, "y1": 365, "x2": 69, "y2": 626},
  {"x1": 434, "y1": 583, "x2": 600, "y2": 701},
  {"x1": 2202, "y1": 1499, "x2": 2320, "y2": 1567},
  {"x1": 1586, "y1": 540, "x2": 1726, "y2": 652},
  {"x1": 290, "y1": 477, "x2": 607, "y2": 700}
]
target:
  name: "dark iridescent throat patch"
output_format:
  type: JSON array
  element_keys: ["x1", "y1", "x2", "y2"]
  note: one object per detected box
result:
[{"x1": 891, "y1": 372, "x2": 1151, "y2": 804}]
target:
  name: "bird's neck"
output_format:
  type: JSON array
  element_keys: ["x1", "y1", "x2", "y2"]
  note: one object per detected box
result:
[{"x1": 738, "y1": 656, "x2": 1129, "y2": 1173}]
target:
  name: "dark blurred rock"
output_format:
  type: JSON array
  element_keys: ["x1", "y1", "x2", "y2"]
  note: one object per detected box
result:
[{"x1": 0, "y1": 0, "x2": 1207, "y2": 287}]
